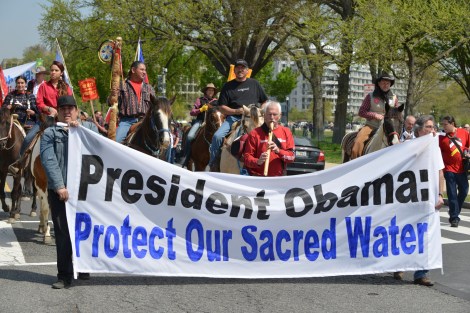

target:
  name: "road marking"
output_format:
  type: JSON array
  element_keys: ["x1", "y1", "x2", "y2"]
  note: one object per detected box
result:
[
  {"x1": 0, "y1": 220, "x2": 26, "y2": 266},
  {"x1": 439, "y1": 211, "x2": 470, "y2": 245}
]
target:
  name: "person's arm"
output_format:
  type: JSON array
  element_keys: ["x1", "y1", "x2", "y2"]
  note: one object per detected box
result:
[
  {"x1": 36, "y1": 84, "x2": 49, "y2": 114},
  {"x1": 275, "y1": 127, "x2": 295, "y2": 164},
  {"x1": 27, "y1": 93, "x2": 38, "y2": 116},
  {"x1": 435, "y1": 169, "x2": 444, "y2": 210},
  {"x1": 3, "y1": 93, "x2": 12, "y2": 108},
  {"x1": 218, "y1": 105, "x2": 244, "y2": 116},
  {"x1": 40, "y1": 129, "x2": 65, "y2": 192},
  {"x1": 190, "y1": 98, "x2": 203, "y2": 116},
  {"x1": 243, "y1": 132, "x2": 264, "y2": 168}
]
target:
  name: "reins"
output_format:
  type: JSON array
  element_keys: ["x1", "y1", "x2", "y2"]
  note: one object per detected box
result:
[{"x1": 0, "y1": 115, "x2": 20, "y2": 150}]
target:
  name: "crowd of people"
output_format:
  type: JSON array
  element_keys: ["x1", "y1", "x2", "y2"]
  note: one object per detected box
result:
[{"x1": 2, "y1": 59, "x2": 468, "y2": 290}]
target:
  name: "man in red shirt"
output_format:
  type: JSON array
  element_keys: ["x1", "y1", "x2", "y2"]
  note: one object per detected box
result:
[
  {"x1": 438, "y1": 115, "x2": 470, "y2": 227},
  {"x1": 243, "y1": 100, "x2": 295, "y2": 176}
]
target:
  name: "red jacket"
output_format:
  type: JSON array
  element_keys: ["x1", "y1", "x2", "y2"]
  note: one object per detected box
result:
[
  {"x1": 243, "y1": 125, "x2": 295, "y2": 176},
  {"x1": 439, "y1": 128, "x2": 470, "y2": 173},
  {"x1": 36, "y1": 81, "x2": 72, "y2": 114}
]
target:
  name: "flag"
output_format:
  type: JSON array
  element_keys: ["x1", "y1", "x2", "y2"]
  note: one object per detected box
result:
[
  {"x1": 134, "y1": 38, "x2": 149, "y2": 83},
  {"x1": 0, "y1": 66, "x2": 8, "y2": 107},
  {"x1": 55, "y1": 39, "x2": 74, "y2": 93}
]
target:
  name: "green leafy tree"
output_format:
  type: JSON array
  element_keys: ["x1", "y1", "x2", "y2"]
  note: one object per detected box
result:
[{"x1": 257, "y1": 61, "x2": 297, "y2": 102}]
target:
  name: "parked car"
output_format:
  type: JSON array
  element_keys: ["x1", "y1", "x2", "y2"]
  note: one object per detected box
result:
[{"x1": 286, "y1": 136, "x2": 325, "y2": 175}]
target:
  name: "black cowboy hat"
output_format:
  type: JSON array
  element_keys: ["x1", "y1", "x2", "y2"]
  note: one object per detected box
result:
[{"x1": 376, "y1": 72, "x2": 395, "y2": 86}]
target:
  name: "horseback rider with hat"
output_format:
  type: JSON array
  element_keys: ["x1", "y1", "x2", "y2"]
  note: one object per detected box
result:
[
  {"x1": 351, "y1": 72, "x2": 398, "y2": 160},
  {"x1": 182, "y1": 83, "x2": 219, "y2": 168}
]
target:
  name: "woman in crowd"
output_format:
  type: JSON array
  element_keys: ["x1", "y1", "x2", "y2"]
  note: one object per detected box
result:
[{"x1": 3, "y1": 75, "x2": 38, "y2": 130}]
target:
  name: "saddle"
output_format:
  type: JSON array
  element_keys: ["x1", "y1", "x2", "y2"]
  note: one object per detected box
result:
[{"x1": 123, "y1": 120, "x2": 143, "y2": 145}]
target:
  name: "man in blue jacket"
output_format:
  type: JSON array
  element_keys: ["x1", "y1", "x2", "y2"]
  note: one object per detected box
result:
[{"x1": 40, "y1": 95, "x2": 97, "y2": 289}]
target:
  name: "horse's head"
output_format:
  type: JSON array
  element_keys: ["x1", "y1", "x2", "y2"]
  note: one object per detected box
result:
[
  {"x1": 206, "y1": 107, "x2": 225, "y2": 131},
  {"x1": 384, "y1": 102, "x2": 405, "y2": 145},
  {"x1": 0, "y1": 107, "x2": 12, "y2": 150},
  {"x1": 242, "y1": 104, "x2": 264, "y2": 132},
  {"x1": 149, "y1": 94, "x2": 173, "y2": 148}
]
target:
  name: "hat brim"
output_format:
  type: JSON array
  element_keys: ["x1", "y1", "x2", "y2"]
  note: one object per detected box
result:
[{"x1": 202, "y1": 87, "x2": 219, "y2": 94}]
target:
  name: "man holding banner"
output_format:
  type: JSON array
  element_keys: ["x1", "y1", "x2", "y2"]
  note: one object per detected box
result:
[{"x1": 41, "y1": 95, "x2": 97, "y2": 289}]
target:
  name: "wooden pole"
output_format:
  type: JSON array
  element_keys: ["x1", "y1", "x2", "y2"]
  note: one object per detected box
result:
[
  {"x1": 263, "y1": 121, "x2": 274, "y2": 176},
  {"x1": 90, "y1": 99, "x2": 97, "y2": 123}
]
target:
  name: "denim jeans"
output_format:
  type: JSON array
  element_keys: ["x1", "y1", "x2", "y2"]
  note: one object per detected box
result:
[
  {"x1": 444, "y1": 171, "x2": 469, "y2": 222},
  {"x1": 209, "y1": 115, "x2": 241, "y2": 166},
  {"x1": 48, "y1": 190, "x2": 73, "y2": 282},
  {"x1": 414, "y1": 270, "x2": 428, "y2": 280},
  {"x1": 20, "y1": 123, "x2": 40, "y2": 155},
  {"x1": 116, "y1": 116, "x2": 139, "y2": 143},
  {"x1": 184, "y1": 120, "x2": 202, "y2": 156}
]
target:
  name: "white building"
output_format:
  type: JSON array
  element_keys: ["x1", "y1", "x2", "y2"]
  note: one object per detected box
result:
[{"x1": 273, "y1": 59, "x2": 407, "y2": 116}]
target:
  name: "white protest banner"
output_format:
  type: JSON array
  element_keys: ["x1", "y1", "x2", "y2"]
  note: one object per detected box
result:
[
  {"x1": 67, "y1": 128, "x2": 442, "y2": 278},
  {"x1": 3, "y1": 61, "x2": 36, "y2": 91}
]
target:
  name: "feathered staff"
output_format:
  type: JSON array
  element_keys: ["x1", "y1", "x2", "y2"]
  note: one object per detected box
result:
[{"x1": 107, "y1": 37, "x2": 123, "y2": 141}]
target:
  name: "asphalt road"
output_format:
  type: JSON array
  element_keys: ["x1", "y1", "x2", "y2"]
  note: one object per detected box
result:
[{"x1": 1, "y1": 178, "x2": 470, "y2": 313}]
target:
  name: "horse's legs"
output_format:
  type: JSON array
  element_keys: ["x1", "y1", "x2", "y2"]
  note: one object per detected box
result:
[
  {"x1": 37, "y1": 189, "x2": 51, "y2": 244},
  {"x1": 29, "y1": 182, "x2": 38, "y2": 217},
  {"x1": 23, "y1": 166, "x2": 34, "y2": 197},
  {"x1": 0, "y1": 171, "x2": 9, "y2": 213},
  {"x1": 8, "y1": 172, "x2": 22, "y2": 222}
]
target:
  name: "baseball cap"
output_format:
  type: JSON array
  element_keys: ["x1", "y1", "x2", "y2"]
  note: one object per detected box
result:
[
  {"x1": 234, "y1": 59, "x2": 249, "y2": 68},
  {"x1": 57, "y1": 95, "x2": 77, "y2": 107}
]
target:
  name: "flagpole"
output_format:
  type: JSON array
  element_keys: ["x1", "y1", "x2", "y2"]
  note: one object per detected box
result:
[
  {"x1": 134, "y1": 37, "x2": 141, "y2": 62},
  {"x1": 55, "y1": 38, "x2": 74, "y2": 97}
]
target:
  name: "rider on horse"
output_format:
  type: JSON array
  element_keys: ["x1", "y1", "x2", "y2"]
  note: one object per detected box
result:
[
  {"x1": 208, "y1": 59, "x2": 268, "y2": 172},
  {"x1": 9, "y1": 61, "x2": 72, "y2": 176},
  {"x1": 114, "y1": 61, "x2": 156, "y2": 143},
  {"x1": 182, "y1": 83, "x2": 218, "y2": 168},
  {"x1": 351, "y1": 72, "x2": 398, "y2": 160}
]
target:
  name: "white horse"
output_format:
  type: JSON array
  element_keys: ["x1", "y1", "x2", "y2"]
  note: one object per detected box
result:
[{"x1": 220, "y1": 104, "x2": 264, "y2": 174}]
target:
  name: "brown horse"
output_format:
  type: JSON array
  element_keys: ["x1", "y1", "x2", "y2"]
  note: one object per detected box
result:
[
  {"x1": 341, "y1": 103, "x2": 404, "y2": 163},
  {"x1": 220, "y1": 104, "x2": 264, "y2": 174},
  {"x1": 124, "y1": 95, "x2": 173, "y2": 159},
  {"x1": 0, "y1": 107, "x2": 25, "y2": 222},
  {"x1": 186, "y1": 107, "x2": 224, "y2": 171}
]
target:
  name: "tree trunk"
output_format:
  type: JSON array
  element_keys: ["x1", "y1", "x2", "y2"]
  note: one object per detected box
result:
[
  {"x1": 311, "y1": 63, "x2": 324, "y2": 142},
  {"x1": 332, "y1": 71, "x2": 350, "y2": 143},
  {"x1": 404, "y1": 44, "x2": 416, "y2": 117}
]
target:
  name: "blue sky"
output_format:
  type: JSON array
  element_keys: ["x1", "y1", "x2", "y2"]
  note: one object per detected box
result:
[{"x1": 0, "y1": 1, "x2": 48, "y2": 61}]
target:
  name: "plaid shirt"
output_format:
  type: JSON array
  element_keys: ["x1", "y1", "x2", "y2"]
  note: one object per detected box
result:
[{"x1": 118, "y1": 79, "x2": 156, "y2": 117}]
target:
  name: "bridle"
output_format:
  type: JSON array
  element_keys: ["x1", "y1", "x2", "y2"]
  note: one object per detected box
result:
[
  {"x1": 0, "y1": 115, "x2": 18, "y2": 150},
  {"x1": 141, "y1": 109, "x2": 170, "y2": 158}
]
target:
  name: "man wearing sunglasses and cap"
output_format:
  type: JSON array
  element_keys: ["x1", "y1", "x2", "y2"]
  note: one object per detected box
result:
[{"x1": 208, "y1": 59, "x2": 268, "y2": 172}]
